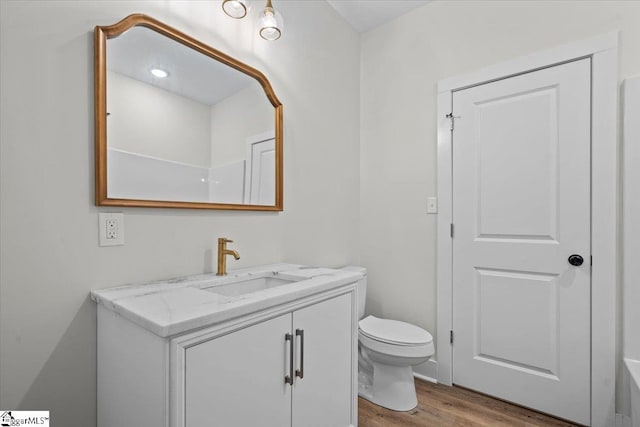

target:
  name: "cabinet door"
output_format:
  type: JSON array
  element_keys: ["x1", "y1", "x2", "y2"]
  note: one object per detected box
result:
[
  {"x1": 185, "y1": 313, "x2": 292, "y2": 427},
  {"x1": 292, "y1": 293, "x2": 354, "y2": 427}
]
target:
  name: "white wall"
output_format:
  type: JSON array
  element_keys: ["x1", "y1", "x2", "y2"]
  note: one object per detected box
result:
[
  {"x1": 360, "y1": 0, "x2": 640, "y2": 358},
  {"x1": 108, "y1": 71, "x2": 212, "y2": 168},
  {"x1": 210, "y1": 83, "x2": 274, "y2": 167},
  {"x1": 0, "y1": 1, "x2": 360, "y2": 425}
]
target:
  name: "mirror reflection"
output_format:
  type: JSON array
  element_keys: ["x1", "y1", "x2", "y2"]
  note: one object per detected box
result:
[{"x1": 97, "y1": 16, "x2": 282, "y2": 209}]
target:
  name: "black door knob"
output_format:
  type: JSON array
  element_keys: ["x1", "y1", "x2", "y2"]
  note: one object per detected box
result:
[{"x1": 568, "y1": 254, "x2": 584, "y2": 266}]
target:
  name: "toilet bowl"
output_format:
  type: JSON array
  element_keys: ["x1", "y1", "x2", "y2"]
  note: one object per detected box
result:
[
  {"x1": 340, "y1": 266, "x2": 435, "y2": 412},
  {"x1": 358, "y1": 315, "x2": 434, "y2": 411}
]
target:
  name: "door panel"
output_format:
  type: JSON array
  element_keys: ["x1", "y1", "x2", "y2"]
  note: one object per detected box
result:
[
  {"x1": 475, "y1": 268, "x2": 559, "y2": 378},
  {"x1": 292, "y1": 294, "x2": 353, "y2": 427},
  {"x1": 452, "y1": 59, "x2": 591, "y2": 425},
  {"x1": 476, "y1": 86, "x2": 558, "y2": 239},
  {"x1": 185, "y1": 314, "x2": 292, "y2": 427}
]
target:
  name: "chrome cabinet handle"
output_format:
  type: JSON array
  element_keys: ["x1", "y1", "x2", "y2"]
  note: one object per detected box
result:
[
  {"x1": 295, "y1": 329, "x2": 304, "y2": 379},
  {"x1": 285, "y1": 333, "x2": 294, "y2": 385}
]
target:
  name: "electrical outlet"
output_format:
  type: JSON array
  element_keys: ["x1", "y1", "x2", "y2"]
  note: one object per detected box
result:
[
  {"x1": 99, "y1": 213, "x2": 124, "y2": 246},
  {"x1": 105, "y1": 219, "x2": 118, "y2": 240}
]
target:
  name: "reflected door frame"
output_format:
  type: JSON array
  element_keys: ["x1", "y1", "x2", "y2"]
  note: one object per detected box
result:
[
  {"x1": 436, "y1": 32, "x2": 618, "y2": 426},
  {"x1": 243, "y1": 130, "x2": 276, "y2": 205}
]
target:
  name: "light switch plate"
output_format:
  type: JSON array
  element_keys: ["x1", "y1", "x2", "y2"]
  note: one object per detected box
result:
[
  {"x1": 427, "y1": 197, "x2": 438, "y2": 214},
  {"x1": 99, "y1": 213, "x2": 124, "y2": 246}
]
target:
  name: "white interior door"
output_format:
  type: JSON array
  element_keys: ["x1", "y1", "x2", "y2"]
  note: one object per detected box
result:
[
  {"x1": 452, "y1": 59, "x2": 591, "y2": 425},
  {"x1": 244, "y1": 137, "x2": 275, "y2": 205}
]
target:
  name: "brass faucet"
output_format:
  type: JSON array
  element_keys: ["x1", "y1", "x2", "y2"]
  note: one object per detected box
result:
[{"x1": 217, "y1": 237, "x2": 240, "y2": 276}]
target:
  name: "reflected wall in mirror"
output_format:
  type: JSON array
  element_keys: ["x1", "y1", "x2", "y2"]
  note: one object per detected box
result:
[{"x1": 95, "y1": 14, "x2": 283, "y2": 210}]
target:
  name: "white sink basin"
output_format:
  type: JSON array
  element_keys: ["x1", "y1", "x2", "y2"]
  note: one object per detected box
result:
[{"x1": 203, "y1": 276, "x2": 298, "y2": 297}]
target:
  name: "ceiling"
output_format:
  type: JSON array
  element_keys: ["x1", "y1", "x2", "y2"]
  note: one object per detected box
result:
[
  {"x1": 108, "y1": 26, "x2": 256, "y2": 106},
  {"x1": 326, "y1": 0, "x2": 432, "y2": 33}
]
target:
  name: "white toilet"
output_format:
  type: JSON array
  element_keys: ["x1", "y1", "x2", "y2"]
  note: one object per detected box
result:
[{"x1": 342, "y1": 266, "x2": 434, "y2": 412}]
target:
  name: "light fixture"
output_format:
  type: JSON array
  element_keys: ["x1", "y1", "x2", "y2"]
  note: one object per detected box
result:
[
  {"x1": 258, "y1": 0, "x2": 283, "y2": 41},
  {"x1": 221, "y1": 0, "x2": 283, "y2": 41},
  {"x1": 222, "y1": 0, "x2": 248, "y2": 19},
  {"x1": 150, "y1": 68, "x2": 169, "y2": 78}
]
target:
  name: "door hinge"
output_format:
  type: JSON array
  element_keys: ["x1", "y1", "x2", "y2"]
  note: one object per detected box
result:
[
  {"x1": 450, "y1": 223, "x2": 454, "y2": 238},
  {"x1": 590, "y1": 255, "x2": 593, "y2": 266},
  {"x1": 450, "y1": 330, "x2": 454, "y2": 344},
  {"x1": 445, "y1": 112, "x2": 460, "y2": 131}
]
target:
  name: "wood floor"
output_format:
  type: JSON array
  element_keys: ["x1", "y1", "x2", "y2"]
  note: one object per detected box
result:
[{"x1": 358, "y1": 379, "x2": 581, "y2": 427}]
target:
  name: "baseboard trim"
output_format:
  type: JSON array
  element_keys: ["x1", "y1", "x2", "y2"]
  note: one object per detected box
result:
[
  {"x1": 414, "y1": 372, "x2": 438, "y2": 384},
  {"x1": 413, "y1": 359, "x2": 438, "y2": 383}
]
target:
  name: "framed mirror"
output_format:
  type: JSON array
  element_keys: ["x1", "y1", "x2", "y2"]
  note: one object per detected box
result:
[{"x1": 94, "y1": 14, "x2": 283, "y2": 210}]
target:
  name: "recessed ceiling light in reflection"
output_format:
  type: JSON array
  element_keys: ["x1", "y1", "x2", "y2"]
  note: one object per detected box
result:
[{"x1": 150, "y1": 68, "x2": 169, "y2": 78}]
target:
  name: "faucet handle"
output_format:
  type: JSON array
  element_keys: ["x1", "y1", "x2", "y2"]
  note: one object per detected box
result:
[{"x1": 218, "y1": 237, "x2": 233, "y2": 244}]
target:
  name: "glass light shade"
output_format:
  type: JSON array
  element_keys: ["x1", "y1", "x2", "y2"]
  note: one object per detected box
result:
[
  {"x1": 222, "y1": 0, "x2": 248, "y2": 19},
  {"x1": 259, "y1": 5, "x2": 283, "y2": 41}
]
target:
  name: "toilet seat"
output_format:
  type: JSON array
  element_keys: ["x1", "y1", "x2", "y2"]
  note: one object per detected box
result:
[
  {"x1": 358, "y1": 316, "x2": 435, "y2": 360},
  {"x1": 359, "y1": 332, "x2": 434, "y2": 360},
  {"x1": 359, "y1": 315, "x2": 433, "y2": 346}
]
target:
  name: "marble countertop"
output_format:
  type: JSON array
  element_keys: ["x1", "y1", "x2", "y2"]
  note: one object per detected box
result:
[{"x1": 91, "y1": 263, "x2": 363, "y2": 338}]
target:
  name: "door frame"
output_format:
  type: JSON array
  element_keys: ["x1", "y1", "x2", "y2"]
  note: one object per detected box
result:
[
  {"x1": 243, "y1": 130, "x2": 275, "y2": 204},
  {"x1": 436, "y1": 32, "x2": 618, "y2": 426}
]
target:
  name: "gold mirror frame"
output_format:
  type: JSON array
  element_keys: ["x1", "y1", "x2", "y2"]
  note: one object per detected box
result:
[{"x1": 94, "y1": 14, "x2": 283, "y2": 210}]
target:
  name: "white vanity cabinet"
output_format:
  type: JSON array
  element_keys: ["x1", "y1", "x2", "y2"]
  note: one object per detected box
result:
[
  {"x1": 182, "y1": 293, "x2": 354, "y2": 427},
  {"x1": 95, "y1": 268, "x2": 358, "y2": 427}
]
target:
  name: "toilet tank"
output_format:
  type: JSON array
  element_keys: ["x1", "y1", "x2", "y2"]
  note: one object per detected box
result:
[{"x1": 340, "y1": 266, "x2": 367, "y2": 319}]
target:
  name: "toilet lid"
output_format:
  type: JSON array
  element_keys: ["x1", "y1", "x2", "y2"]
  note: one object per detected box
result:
[{"x1": 359, "y1": 315, "x2": 433, "y2": 346}]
